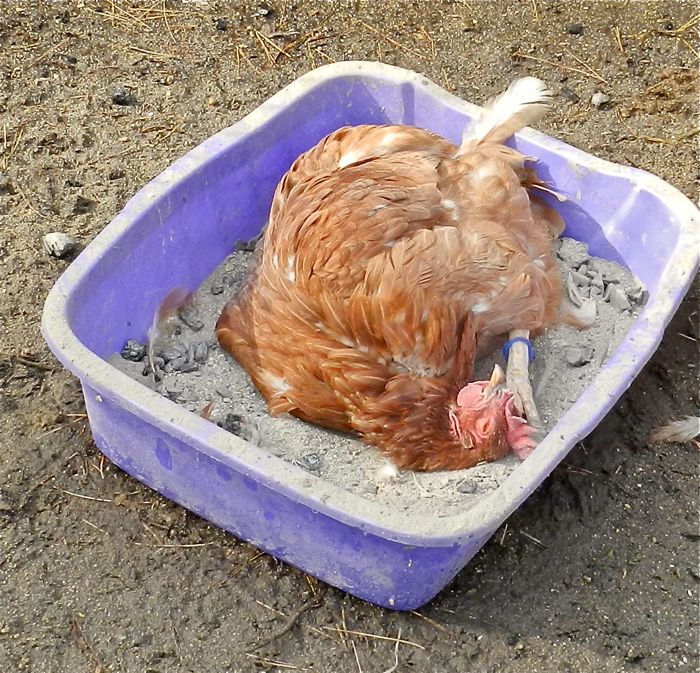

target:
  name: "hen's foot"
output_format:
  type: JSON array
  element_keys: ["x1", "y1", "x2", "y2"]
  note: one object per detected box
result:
[{"x1": 504, "y1": 328, "x2": 541, "y2": 427}]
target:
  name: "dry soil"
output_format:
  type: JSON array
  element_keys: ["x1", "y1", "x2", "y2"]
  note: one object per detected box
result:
[{"x1": 1, "y1": 2, "x2": 698, "y2": 673}]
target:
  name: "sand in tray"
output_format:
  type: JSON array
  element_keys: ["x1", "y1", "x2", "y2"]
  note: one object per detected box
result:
[{"x1": 109, "y1": 238, "x2": 645, "y2": 519}]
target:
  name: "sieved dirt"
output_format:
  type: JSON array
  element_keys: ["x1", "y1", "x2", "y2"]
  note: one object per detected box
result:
[
  {"x1": 0, "y1": 2, "x2": 698, "y2": 673},
  {"x1": 109, "y1": 238, "x2": 645, "y2": 519}
]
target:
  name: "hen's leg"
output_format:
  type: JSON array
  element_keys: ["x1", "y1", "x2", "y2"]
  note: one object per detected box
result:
[{"x1": 505, "y1": 328, "x2": 541, "y2": 426}]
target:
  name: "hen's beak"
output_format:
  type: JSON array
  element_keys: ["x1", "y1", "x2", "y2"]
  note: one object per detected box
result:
[{"x1": 483, "y1": 364, "x2": 505, "y2": 399}]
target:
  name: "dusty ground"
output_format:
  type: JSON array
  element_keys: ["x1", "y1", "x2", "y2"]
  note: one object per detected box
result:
[{"x1": 0, "y1": 1, "x2": 698, "y2": 672}]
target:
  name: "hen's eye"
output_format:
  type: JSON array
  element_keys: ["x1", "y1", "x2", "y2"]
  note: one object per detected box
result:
[{"x1": 476, "y1": 418, "x2": 492, "y2": 436}]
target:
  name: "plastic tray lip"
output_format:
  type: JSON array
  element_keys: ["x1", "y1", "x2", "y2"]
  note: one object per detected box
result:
[{"x1": 42, "y1": 61, "x2": 700, "y2": 543}]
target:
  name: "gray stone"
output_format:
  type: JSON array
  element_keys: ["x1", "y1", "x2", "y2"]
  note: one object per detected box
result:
[
  {"x1": 162, "y1": 378, "x2": 184, "y2": 401},
  {"x1": 591, "y1": 92, "x2": 611, "y2": 108},
  {"x1": 194, "y1": 342, "x2": 209, "y2": 364},
  {"x1": 557, "y1": 238, "x2": 590, "y2": 267},
  {"x1": 120, "y1": 339, "x2": 146, "y2": 362},
  {"x1": 590, "y1": 271, "x2": 605, "y2": 291},
  {"x1": 155, "y1": 345, "x2": 185, "y2": 363},
  {"x1": 111, "y1": 86, "x2": 135, "y2": 106},
  {"x1": 627, "y1": 286, "x2": 649, "y2": 307},
  {"x1": 565, "y1": 346, "x2": 593, "y2": 367},
  {"x1": 43, "y1": 232, "x2": 76, "y2": 258},
  {"x1": 295, "y1": 453, "x2": 322, "y2": 472},
  {"x1": 566, "y1": 272, "x2": 585, "y2": 307},
  {"x1": 604, "y1": 284, "x2": 632, "y2": 312},
  {"x1": 215, "y1": 384, "x2": 233, "y2": 399},
  {"x1": 179, "y1": 306, "x2": 204, "y2": 332},
  {"x1": 456, "y1": 478, "x2": 478, "y2": 494},
  {"x1": 569, "y1": 269, "x2": 590, "y2": 287},
  {"x1": 168, "y1": 356, "x2": 199, "y2": 373}
]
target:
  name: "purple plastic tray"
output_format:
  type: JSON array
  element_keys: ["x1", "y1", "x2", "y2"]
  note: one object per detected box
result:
[{"x1": 42, "y1": 62, "x2": 699, "y2": 610}]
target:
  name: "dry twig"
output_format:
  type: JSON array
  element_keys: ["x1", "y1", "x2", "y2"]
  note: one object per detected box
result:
[
  {"x1": 322, "y1": 626, "x2": 425, "y2": 650},
  {"x1": 249, "y1": 588, "x2": 327, "y2": 650},
  {"x1": 519, "y1": 530, "x2": 547, "y2": 549},
  {"x1": 511, "y1": 52, "x2": 608, "y2": 83},
  {"x1": 356, "y1": 20, "x2": 423, "y2": 58}
]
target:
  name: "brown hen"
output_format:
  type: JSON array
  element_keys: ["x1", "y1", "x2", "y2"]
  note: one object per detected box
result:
[{"x1": 216, "y1": 77, "x2": 584, "y2": 471}]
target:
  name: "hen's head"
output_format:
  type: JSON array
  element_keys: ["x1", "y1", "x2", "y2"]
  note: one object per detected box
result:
[{"x1": 448, "y1": 365, "x2": 537, "y2": 460}]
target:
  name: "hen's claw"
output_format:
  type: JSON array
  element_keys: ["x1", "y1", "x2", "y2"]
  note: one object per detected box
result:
[
  {"x1": 505, "y1": 402, "x2": 539, "y2": 458},
  {"x1": 504, "y1": 328, "x2": 541, "y2": 428}
]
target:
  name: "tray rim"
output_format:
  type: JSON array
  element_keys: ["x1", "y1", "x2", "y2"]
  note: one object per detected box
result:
[{"x1": 42, "y1": 60, "x2": 700, "y2": 545}]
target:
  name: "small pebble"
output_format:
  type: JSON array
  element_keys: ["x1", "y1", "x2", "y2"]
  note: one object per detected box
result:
[
  {"x1": 162, "y1": 378, "x2": 184, "y2": 401},
  {"x1": 600, "y1": 265, "x2": 626, "y2": 285},
  {"x1": 155, "y1": 345, "x2": 185, "y2": 363},
  {"x1": 625, "y1": 647, "x2": 644, "y2": 663},
  {"x1": 295, "y1": 453, "x2": 322, "y2": 472},
  {"x1": 627, "y1": 286, "x2": 649, "y2": 307},
  {"x1": 143, "y1": 356, "x2": 165, "y2": 382},
  {"x1": 456, "y1": 478, "x2": 478, "y2": 494},
  {"x1": 569, "y1": 269, "x2": 590, "y2": 287},
  {"x1": 222, "y1": 272, "x2": 240, "y2": 287},
  {"x1": 168, "y1": 356, "x2": 199, "y2": 373},
  {"x1": 590, "y1": 271, "x2": 605, "y2": 292},
  {"x1": 218, "y1": 413, "x2": 259, "y2": 445},
  {"x1": 566, "y1": 23, "x2": 584, "y2": 35},
  {"x1": 215, "y1": 17, "x2": 229, "y2": 30},
  {"x1": 557, "y1": 239, "x2": 590, "y2": 267},
  {"x1": 219, "y1": 413, "x2": 243, "y2": 434},
  {"x1": 215, "y1": 384, "x2": 233, "y2": 399},
  {"x1": 591, "y1": 92, "x2": 610, "y2": 109},
  {"x1": 604, "y1": 284, "x2": 631, "y2": 312},
  {"x1": 565, "y1": 346, "x2": 593, "y2": 367},
  {"x1": 43, "y1": 232, "x2": 76, "y2": 258},
  {"x1": 566, "y1": 272, "x2": 586, "y2": 308},
  {"x1": 193, "y1": 343, "x2": 209, "y2": 364},
  {"x1": 120, "y1": 339, "x2": 146, "y2": 362},
  {"x1": 210, "y1": 283, "x2": 224, "y2": 295},
  {"x1": 179, "y1": 306, "x2": 204, "y2": 332},
  {"x1": 256, "y1": 2, "x2": 274, "y2": 17},
  {"x1": 110, "y1": 86, "x2": 135, "y2": 106}
]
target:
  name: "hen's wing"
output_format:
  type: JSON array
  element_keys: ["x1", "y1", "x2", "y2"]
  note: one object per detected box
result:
[
  {"x1": 269, "y1": 124, "x2": 453, "y2": 221},
  {"x1": 265, "y1": 150, "x2": 452, "y2": 297}
]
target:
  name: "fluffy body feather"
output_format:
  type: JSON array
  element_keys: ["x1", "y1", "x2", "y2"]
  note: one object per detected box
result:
[
  {"x1": 217, "y1": 78, "x2": 569, "y2": 471},
  {"x1": 460, "y1": 76, "x2": 553, "y2": 150},
  {"x1": 650, "y1": 416, "x2": 700, "y2": 444}
]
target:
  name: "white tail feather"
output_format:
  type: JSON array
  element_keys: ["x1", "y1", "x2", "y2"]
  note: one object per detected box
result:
[
  {"x1": 459, "y1": 77, "x2": 553, "y2": 152},
  {"x1": 650, "y1": 416, "x2": 700, "y2": 444}
]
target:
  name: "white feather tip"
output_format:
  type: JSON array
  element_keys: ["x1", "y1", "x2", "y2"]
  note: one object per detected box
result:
[
  {"x1": 649, "y1": 416, "x2": 700, "y2": 444},
  {"x1": 375, "y1": 462, "x2": 400, "y2": 482},
  {"x1": 461, "y1": 77, "x2": 553, "y2": 149}
]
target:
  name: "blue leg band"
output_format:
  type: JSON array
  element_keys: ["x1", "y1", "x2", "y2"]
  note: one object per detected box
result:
[{"x1": 502, "y1": 336, "x2": 536, "y2": 362}]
